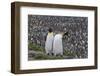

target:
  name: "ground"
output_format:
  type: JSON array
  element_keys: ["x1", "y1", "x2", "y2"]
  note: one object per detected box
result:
[{"x1": 28, "y1": 42, "x2": 78, "y2": 60}]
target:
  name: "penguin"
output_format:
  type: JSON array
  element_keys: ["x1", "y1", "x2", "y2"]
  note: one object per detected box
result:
[
  {"x1": 53, "y1": 32, "x2": 68, "y2": 56},
  {"x1": 45, "y1": 28, "x2": 54, "y2": 55}
]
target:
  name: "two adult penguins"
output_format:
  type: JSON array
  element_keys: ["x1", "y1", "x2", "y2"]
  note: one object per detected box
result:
[{"x1": 45, "y1": 28, "x2": 68, "y2": 56}]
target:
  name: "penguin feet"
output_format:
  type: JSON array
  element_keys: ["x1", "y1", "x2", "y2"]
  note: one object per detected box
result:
[
  {"x1": 51, "y1": 53, "x2": 54, "y2": 56},
  {"x1": 47, "y1": 53, "x2": 50, "y2": 55},
  {"x1": 59, "y1": 54, "x2": 63, "y2": 57},
  {"x1": 46, "y1": 52, "x2": 55, "y2": 56},
  {"x1": 54, "y1": 54, "x2": 63, "y2": 57}
]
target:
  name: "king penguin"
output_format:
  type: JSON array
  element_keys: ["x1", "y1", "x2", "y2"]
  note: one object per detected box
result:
[
  {"x1": 45, "y1": 28, "x2": 54, "y2": 55},
  {"x1": 53, "y1": 32, "x2": 68, "y2": 56}
]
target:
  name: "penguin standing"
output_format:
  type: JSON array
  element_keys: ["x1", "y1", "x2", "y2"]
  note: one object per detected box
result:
[
  {"x1": 45, "y1": 28, "x2": 54, "y2": 55},
  {"x1": 53, "y1": 32, "x2": 68, "y2": 56}
]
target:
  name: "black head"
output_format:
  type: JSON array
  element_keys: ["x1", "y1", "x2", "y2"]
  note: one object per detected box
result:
[
  {"x1": 48, "y1": 28, "x2": 53, "y2": 33},
  {"x1": 63, "y1": 31, "x2": 68, "y2": 36}
]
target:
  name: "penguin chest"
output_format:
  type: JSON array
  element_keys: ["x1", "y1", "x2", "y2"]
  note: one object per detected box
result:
[
  {"x1": 53, "y1": 34, "x2": 63, "y2": 53},
  {"x1": 45, "y1": 34, "x2": 54, "y2": 51}
]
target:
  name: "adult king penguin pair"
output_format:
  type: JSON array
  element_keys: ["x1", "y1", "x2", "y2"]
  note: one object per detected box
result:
[{"x1": 45, "y1": 28, "x2": 68, "y2": 56}]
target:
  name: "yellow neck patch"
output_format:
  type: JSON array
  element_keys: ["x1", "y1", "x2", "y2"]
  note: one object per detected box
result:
[{"x1": 48, "y1": 32, "x2": 53, "y2": 36}]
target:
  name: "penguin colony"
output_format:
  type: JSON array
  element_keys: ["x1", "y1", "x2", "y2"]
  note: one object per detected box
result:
[{"x1": 28, "y1": 15, "x2": 88, "y2": 58}]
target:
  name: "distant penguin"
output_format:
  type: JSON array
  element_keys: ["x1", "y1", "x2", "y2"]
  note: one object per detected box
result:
[
  {"x1": 45, "y1": 28, "x2": 54, "y2": 55},
  {"x1": 53, "y1": 32, "x2": 68, "y2": 56}
]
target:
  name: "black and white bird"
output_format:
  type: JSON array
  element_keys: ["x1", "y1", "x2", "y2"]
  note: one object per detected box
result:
[
  {"x1": 53, "y1": 32, "x2": 68, "y2": 56},
  {"x1": 45, "y1": 28, "x2": 54, "y2": 55}
]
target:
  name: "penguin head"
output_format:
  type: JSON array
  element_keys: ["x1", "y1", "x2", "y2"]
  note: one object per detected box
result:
[
  {"x1": 62, "y1": 31, "x2": 69, "y2": 39},
  {"x1": 47, "y1": 28, "x2": 53, "y2": 36},
  {"x1": 63, "y1": 31, "x2": 68, "y2": 36},
  {"x1": 48, "y1": 28, "x2": 53, "y2": 33}
]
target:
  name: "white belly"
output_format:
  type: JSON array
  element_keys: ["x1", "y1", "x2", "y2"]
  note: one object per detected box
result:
[
  {"x1": 45, "y1": 33, "x2": 54, "y2": 54},
  {"x1": 53, "y1": 34, "x2": 63, "y2": 55}
]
